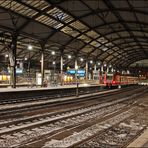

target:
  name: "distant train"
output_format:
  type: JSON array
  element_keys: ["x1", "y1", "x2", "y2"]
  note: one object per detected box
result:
[
  {"x1": 112, "y1": 73, "x2": 138, "y2": 84},
  {"x1": 102, "y1": 73, "x2": 139, "y2": 88},
  {"x1": 63, "y1": 71, "x2": 139, "y2": 87}
]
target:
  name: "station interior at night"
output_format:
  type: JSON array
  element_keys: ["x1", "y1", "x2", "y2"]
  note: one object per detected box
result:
[{"x1": 0, "y1": 0, "x2": 147, "y2": 147}]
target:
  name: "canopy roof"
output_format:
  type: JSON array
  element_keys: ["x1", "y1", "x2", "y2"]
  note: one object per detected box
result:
[{"x1": 0, "y1": 0, "x2": 148, "y2": 68}]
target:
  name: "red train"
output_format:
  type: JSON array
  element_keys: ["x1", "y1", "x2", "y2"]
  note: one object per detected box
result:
[{"x1": 101, "y1": 73, "x2": 139, "y2": 88}]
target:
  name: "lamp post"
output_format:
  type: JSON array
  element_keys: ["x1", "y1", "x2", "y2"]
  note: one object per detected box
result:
[
  {"x1": 5, "y1": 54, "x2": 8, "y2": 71},
  {"x1": 60, "y1": 54, "x2": 63, "y2": 86},
  {"x1": 27, "y1": 44, "x2": 33, "y2": 87},
  {"x1": 75, "y1": 65, "x2": 79, "y2": 97},
  {"x1": 28, "y1": 51, "x2": 31, "y2": 86},
  {"x1": 53, "y1": 61, "x2": 56, "y2": 86}
]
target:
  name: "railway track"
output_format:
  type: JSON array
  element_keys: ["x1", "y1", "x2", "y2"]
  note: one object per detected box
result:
[
  {"x1": 32, "y1": 92, "x2": 147, "y2": 148},
  {"x1": 0, "y1": 96, "x2": 134, "y2": 136},
  {"x1": 0, "y1": 86, "x2": 147, "y2": 147},
  {"x1": 78, "y1": 104, "x2": 147, "y2": 148},
  {"x1": 0, "y1": 86, "x2": 144, "y2": 126},
  {"x1": 0, "y1": 85, "x2": 107, "y2": 105},
  {"x1": 0, "y1": 86, "x2": 143, "y2": 118},
  {"x1": 0, "y1": 85, "x2": 138, "y2": 105},
  {"x1": 27, "y1": 107, "x2": 138, "y2": 148},
  {"x1": 77, "y1": 117, "x2": 146, "y2": 148}
]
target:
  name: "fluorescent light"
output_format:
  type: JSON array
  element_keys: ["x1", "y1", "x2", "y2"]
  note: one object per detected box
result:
[
  {"x1": 90, "y1": 60, "x2": 93, "y2": 64},
  {"x1": 28, "y1": 45, "x2": 33, "y2": 50},
  {"x1": 51, "y1": 51, "x2": 55, "y2": 55},
  {"x1": 53, "y1": 61, "x2": 56, "y2": 65},
  {"x1": 68, "y1": 55, "x2": 71, "y2": 59},
  {"x1": 75, "y1": 65, "x2": 78, "y2": 70},
  {"x1": 83, "y1": 83, "x2": 89, "y2": 86},
  {"x1": 5, "y1": 54, "x2": 8, "y2": 58},
  {"x1": 24, "y1": 57, "x2": 27, "y2": 61},
  {"x1": 80, "y1": 58, "x2": 83, "y2": 61},
  {"x1": 102, "y1": 47, "x2": 108, "y2": 51},
  {"x1": 111, "y1": 68, "x2": 114, "y2": 72}
]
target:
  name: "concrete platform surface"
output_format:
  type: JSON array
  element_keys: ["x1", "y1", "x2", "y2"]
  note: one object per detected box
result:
[
  {"x1": 0, "y1": 89, "x2": 117, "y2": 111},
  {"x1": 0, "y1": 84, "x2": 103, "y2": 93},
  {"x1": 127, "y1": 128, "x2": 148, "y2": 147}
]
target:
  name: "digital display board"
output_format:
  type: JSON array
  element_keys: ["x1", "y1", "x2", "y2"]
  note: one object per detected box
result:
[
  {"x1": 67, "y1": 69, "x2": 85, "y2": 77},
  {"x1": 77, "y1": 70, "x2": 85, "y2": 74},
  {"x1": 78, "y1": 73, "x2": 85, "y2": 77},
  {"x1": 8, "y1": 68, "x2": 23, "y2": 74},
  {"x1": 67, "y1": 69, "x2": 76, "y2": 74}
]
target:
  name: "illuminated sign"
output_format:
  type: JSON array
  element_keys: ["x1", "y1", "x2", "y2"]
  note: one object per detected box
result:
[
  {"x1": 8, "y1": 68, "x2": 23, "y2": 74},
  {"x1": 67, "y1": 69, "x2": 85, "y2": 77},
  {"x1": 67, "y1": 69, "x2": 76, "y2": 74},
  {"x1": 77, "y1": 69, "x2": 85, "y2": 74}
]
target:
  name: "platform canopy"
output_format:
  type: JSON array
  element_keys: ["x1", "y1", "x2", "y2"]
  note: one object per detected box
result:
[{"x1": 0, "y1": 0, "x2": 148, "y2": 68}]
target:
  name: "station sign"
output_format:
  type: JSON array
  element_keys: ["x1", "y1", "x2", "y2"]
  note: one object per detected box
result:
[
  {"x1": 8, "y1": 68, "x2": 23, "y2": 74},
  {"x1": 67, "y1": 69, "x2": 75, "y2": 74},
  {"x1": 67, "y1": 69, "x2": 85, "y2": 77}
]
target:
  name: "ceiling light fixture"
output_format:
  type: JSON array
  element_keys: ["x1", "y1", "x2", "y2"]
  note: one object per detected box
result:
[
  {"x1": 28, "y1": 44, "x2": 33, "y2": 50},
  {"x1": 51, "y1": 51, "x2": 55, "y2": 55},
  {"x1": 68, "y1": 55, "x2": 71, "y2": 59},
  {"x1": 90, "y1": 60, "x2": 93, "y2": 64}
]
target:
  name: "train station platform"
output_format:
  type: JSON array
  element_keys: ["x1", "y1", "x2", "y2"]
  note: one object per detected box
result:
[
  {"x1": 0, "y1": 83, "x2": 138, "y2": 103},
  {"x1": 127, "y1": 128, "x2": 148, "y2": 147},
  {"x1": 0, "y1": 83, "x2": 108, "y2": 101},
  {"x1": 0, "y1": 88, "x2": 119, "y2": 111},
  {"x1": 0, "y1": 84, "x2": 104, "y2": 93}
]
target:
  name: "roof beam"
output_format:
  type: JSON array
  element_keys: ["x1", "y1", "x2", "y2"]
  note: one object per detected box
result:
[
  {"x1": 113, "y1": 52, "x2": 146, "y2": 67},
  {"x1": 103, "y1": 0, "x2": 142, "y2": 50},
  {"x1": 78, "y1": 7, "x2": 148, "y2": 20},
  {"x1": 122, "y1": 56, "x2": 147, "y2": 67}
]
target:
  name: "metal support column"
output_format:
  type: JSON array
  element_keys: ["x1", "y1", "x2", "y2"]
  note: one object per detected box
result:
[
  {"x1": 85, "y1": 61, "x2": 88, "y2": 80},
  {"x1": 76, "y1": 69, "x2": 79, "y2": 97},
  {"x1": 101, "y1": 65, "x2": 104, "y2": 72},
  {"x1": 107, "y1": 66, "x2": 109, "y2": 73},
  {"x1": 10, "y1": 34, "x2": 17, "y2": 88},
  {"x1": 111, "y1": 67, "x2": 114, "y2": 73},
  {"x1": 94, "y1": 64, "x2": 97, "y2": 71},
  {"x1": 75, "y1": 58, "x2": 78, "y2": 83},
  {"x1": 60, "y1": 54, "x2": 63, "y2": 85},
  {"x1": 41, "y1": 51, "x2": 44, "y2": 87},
  {"x1": 75, "y1": 58, "x2": 79, "y2": 97},
  {"x1": 93, "y1": 64, "x2": 97, "y2": 80},
  {"x1": 75, "y1": 59, "x2": 78, "y2": 69},
  {"x1": 41, "y1": 45, "x2": 45, "y2": 87}
]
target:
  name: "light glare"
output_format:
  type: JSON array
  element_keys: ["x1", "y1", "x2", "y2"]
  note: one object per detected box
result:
[
  {"x1": 68, "y1": 55, "x2": 71, "y2": 59},
  {"x1": 51, "y1": 51, "x2": 55, "y2": 55},
  {"x1": 5, "y1": 54, "x2": 8, "y2": 58},
  {"x1": 80, "y1": 58, "x2": 83, "y2": 62},
  {"x1": 90, "y1": 60, "x2": 93, "y2": 64},
  {"x1": 28, "y1": 45, "x2": 33, "y2": 50}
]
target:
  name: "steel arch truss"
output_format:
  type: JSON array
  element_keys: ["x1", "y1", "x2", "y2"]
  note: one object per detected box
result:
[{"x1": 0, "y1": 0, "x2": 147, "y2": 68}]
